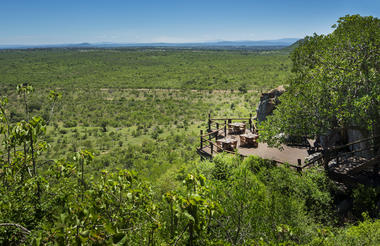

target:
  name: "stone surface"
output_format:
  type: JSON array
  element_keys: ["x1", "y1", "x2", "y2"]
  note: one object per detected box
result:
[
  {"x1": 256, "y1": 85, "x2": 285, "y2": 122},
  {"x1": 316, "y1": 127, "x2": 372, "y2": 157},
  {"x1": 347, "y1": 128, "x2": 371, "y2": 158},
  {"x1": 316, "y1": 129, "x2": 345, "y2": 149}
]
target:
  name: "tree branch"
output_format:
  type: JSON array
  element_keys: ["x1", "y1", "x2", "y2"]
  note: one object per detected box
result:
[{"x1": 0, "y1": 222, "x2": 31, "y2": 235}]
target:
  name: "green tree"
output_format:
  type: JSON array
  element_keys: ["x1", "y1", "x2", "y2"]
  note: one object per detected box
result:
[
  {"x1": 260, "y1": 15, "x2": 380, "y2": 146},
  {"x1": 16, "y1": 83, "x2": 34, "y2": 121}
]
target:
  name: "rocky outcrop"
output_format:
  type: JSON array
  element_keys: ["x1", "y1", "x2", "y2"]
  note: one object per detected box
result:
[
  {"x1": 315, "y1": 127, "x2": 372, "y2": 157},
  {"x1": 347, "y1": 128, "x2": 370, "y2": 156},
  {"x1": 316, "y1": 129, "x2": 347, "y2": 149},
  {"x1": 256, "y1": 85, "x2": 285, "y2": 122}
]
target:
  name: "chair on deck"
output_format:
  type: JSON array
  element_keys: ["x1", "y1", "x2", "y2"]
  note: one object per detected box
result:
[
  {"x1": 216, "y1": 139, "x2": 223, "y2": 152},
  {"x1": 240, "y1": 133, "x2": 259, "y2": 148},
  {"x1": 227, "y1": 124, "x2": 234, "y2": 135},
  {"x1": 239, "y1": 122, "x2": 246, "y2": 134},
  {"x1": 227, "y1": 140, "x2": 238, "y2": 150},
  {"x1": 240, "y1": 135, "x2": 247, "y2": 146}
]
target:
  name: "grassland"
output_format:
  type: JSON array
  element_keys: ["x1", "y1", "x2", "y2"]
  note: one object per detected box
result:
[
  {"x1": 0, "y1": 48, "x2": 290, "y2": 183},
  {"x1": 1, "y1": 47, "x2": 379, "y2": 245},
  {"x1": 0, "y1": 48, "x2": 291, "y2": 90}
]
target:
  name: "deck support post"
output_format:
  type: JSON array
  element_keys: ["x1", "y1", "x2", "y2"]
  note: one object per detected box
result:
[
  {"x1": 374, "y1": 163, "x2": 379, "y2": 185},
  {"x1": 224, "y1": 120, "x2": 227, "y2": 137},
  {"x1": 322, "y1": 149, "x2": 329, "y2": 171}
]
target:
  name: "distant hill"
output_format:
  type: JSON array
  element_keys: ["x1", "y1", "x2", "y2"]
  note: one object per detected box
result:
[
  {"x1": 281, "y1": 39, "x2": 304, "y2": 52},
  {"x1": 0, "y1": 38, "x2": 300, "y2": 50}
]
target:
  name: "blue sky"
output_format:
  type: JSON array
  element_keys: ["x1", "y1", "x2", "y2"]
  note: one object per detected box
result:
[{"x1": 1, "y1": 0, "x2": 379, "y2": 44}]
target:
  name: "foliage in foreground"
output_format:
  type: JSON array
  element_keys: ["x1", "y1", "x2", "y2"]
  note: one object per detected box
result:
[
  {"x1": 1, "y1": 141, "x2": 379, "y2": 245},
  {"x1": 0, "y1": 98, "x2": 378, "y2": 245},
  {"x1": 0, "y1": 85, "x2": 379, "y2": 245}
]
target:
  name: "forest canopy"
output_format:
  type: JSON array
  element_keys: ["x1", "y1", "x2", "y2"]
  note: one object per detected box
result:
[{"x1": 260, "y1": 15, "x2": 380, "y2": 146}]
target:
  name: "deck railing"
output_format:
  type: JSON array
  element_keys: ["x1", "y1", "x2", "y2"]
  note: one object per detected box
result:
[
  {"x1": 322, "y1": 135, "x2": 380, "y2": 168},
  {"x1": 199, "y1": 121, "x2": 236, "y2": 156},
  {"x1": 198, "y1": 115, "x2": 255, "y2": 158},
  {"x1": 207, "y1": 113, "x2": 256, "y2": 133}
]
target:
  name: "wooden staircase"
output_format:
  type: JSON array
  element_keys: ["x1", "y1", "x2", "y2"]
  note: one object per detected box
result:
[{"x1": 323, "y1": 135, "x2": 380, "y2": 187}]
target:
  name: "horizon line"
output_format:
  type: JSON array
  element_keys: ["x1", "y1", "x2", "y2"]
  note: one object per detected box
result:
[{"x1": 0, "y1": 37, "x2": 301, "y2": 47}]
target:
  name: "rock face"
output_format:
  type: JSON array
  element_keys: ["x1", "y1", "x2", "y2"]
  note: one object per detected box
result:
[
  {"x1": 347, "y1": 128, "x2": 368, "y2": 150},
  {"x1": 256, "y1": 85, "x2": 285, "y2": 122},
  {"x1": 316, "y1": 127, "x2": 372, "y2": 158},
  {"x1": 347, "y1": 127, "x2": 374, "y2": 158},
  {"x1": 316, "y1": 129, "x2": 346, "y2": 149}
]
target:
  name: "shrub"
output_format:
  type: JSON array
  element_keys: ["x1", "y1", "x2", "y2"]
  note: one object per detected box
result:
[
  {"x1": 352, "y1": 185, "x2": 380, "y2": 218},
  {"x1": 63, "y1": 120, "x2": 77, "y2": 128}
]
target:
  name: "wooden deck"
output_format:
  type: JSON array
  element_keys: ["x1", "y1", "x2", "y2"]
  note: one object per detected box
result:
[
  {"x1": 199, "y1": 134, "x2": 310, "y2": 165},
  {"x1": 199, "y1": 115, "x2": 379, "y2": 187},
  {"x1": 198, "y1": 115, "x2": 314, "y2": 167}
]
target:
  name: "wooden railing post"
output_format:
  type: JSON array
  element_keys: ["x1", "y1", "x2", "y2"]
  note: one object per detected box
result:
[
  {"x1": 297, "y1": 159, "x2": 302, "y2": 173},
  {"x1": 224, "y1": 120, "x2": 227, "y2": 137},
  {"x1": 208, "y1": 113, "x2": 211, "y2": 132},
  {"x1": 216, "y1": 123, "x2": 219, "y2": 139},
  {"x1": 209, "y1": 134, "x2": 213, "y2": 155},
  {"x1": 249, "y1": 113, "x2": 252, "y2": 132},
  {"x1": 200, "y1": 130, "x2": 203, "y2": 149},
  {"x1": 322, "y1": 149, "x2": 329, "y2": 171}
]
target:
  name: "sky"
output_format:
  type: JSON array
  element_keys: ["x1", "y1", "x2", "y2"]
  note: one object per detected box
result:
[{"x1": 1, "y1": 0, "x2": 379, "y2": 45}]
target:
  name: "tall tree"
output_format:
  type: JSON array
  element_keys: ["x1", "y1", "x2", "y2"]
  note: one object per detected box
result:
[{"x1": 260, "y1": 15, "x2": 380, "y2": 146}]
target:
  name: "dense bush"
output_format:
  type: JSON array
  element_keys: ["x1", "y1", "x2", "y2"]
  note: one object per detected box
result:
[
  {"x1": 0, "y1": 101, "x2": 378, "y2": 244},
  {"x1": 194, "y1": 155, "x2": 333, "y2": 244}
]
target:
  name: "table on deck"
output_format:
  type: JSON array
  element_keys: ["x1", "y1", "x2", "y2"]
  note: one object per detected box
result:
[
  {"x1": 216, "y1": 138, "x2": 238, "y2": 151},
  {"x1": 240, "y1": 133, "x2": 259, "y2": 147},
  {"x1": 228, "y1": 122, "x2": 246, "y2": 134}
]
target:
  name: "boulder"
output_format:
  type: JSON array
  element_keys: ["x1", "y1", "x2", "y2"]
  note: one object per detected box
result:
[
  {"x1": 316, "y1": 129, "x2": 345, "y2": 149},
  {"x1": 256, "y1": 85, "x2": 285, "y2": 122},
  {"x1": 347, "y1": 128, "x2": 371, "y2": 158},
  {"x1": 316, "y1": 127, "x2": 372, "y2": 158}
]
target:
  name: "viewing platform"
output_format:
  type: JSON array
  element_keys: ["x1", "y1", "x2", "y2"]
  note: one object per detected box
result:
[
  {"x1": 197, "y1": 114, "x2": 314, "y2": 169},
  {"x1": 197, "y1": 114, "x2": 380, "y2": 187}
]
